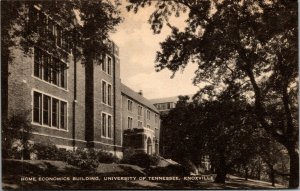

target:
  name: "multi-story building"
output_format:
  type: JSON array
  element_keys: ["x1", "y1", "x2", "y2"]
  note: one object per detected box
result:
[
  {"x1": 151, "y1": 95, "x2": 193, "y2": 115},
  {"x1": 121, "y1": 85, "x2": 160, "y2": 155},
  {"x1": 5, "y1": 4, "x2": 160, "y2": 158}
]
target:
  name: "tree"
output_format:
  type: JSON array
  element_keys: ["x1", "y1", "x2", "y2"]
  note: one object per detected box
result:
[
  {"x1": 127, "y1": 0, "x2": 298, "y2": 188},
  {"x1": 2, "y1": 111, "x2": 32, "y2": 159}
]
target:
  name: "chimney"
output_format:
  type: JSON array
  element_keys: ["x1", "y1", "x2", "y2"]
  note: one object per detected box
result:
[{"x1": 138, "y1": 90, "x2": 143, "y2": 96}]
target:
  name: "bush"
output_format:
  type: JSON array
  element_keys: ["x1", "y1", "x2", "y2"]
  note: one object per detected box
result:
[
  {"x1": 32, "y1": 143, "x2": 60, "y2": 160},
  {"x1": 66, "y1": 149, "x2": 99, "y2": 171},
  {"x1": 121, "y1": 152, "x2": 161, "y2": 168},
  {"x1": 65, "y1": 148, "x2": 119, "y2": 171}
]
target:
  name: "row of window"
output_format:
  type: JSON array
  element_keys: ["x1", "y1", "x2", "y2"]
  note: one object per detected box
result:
[
  {"x1": 33, "y1": 91, "x2": 67, "y2": 130},
  {"x1": 34, "y1": 48, "x2": 67, "y2": 89},
  {"x1": 128, "y1": 117, "x2": 153, "y2": 129},
  {"x1": 30, "y1": 6, "x2": 72, "y2": 53},
  {"x1": 154, "y1": 102, "x2": 175, "y2": 110},
  {"x1": 128, "y1": 100, "x2": 159, "y2": 123},
  {"x1": 102, "y1": 113, "x2": 112, "y2": 138}
]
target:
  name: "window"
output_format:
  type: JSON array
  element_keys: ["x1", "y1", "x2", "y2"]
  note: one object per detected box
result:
[
  {"x1": 138, "y1": 121, "x2": 143, "y2": 128},
  {"x1": 60, "y1": 101, "x2": 67, "y2": 130},
  {"x1": 43, "y1": 55, "x2": 51, "y2": 82},
  {"x1": 128, "y1": 117, "x2": 133, "y2": 129},
  {"x1": 107, "y1": 56, "x2": 112, "y2": 75},
  {"x1": 102, "y1": 81, "x2": 107, "y2": 104},
  {"x1": 102, "y1": 57, "x2": 107, "y2": 72},
  {"x1": 30, "y1": 7, "x2": 72, "y2": 53},
  {"x1": 33, "y1": 92, "x2": 42, "y2": 123},
  {"x1": 102, "y1": 113, "x2": 112, "y2": 138},
  {"x1": 43, "y1": 95, "x2": 51, "y2": 126},
  {"x1": 155, "y1": 114, "x2": 159, "y2": 123},
  {"x1": 138, "y1": 105, "x2": 143, "y2": 116},
  {"x1": 108, "y1": 84, "x2": 112, "y2": 106},
  {"x1": 108, "y1": 115, "x2": 112, "y2": 138},
  {"x1": 102, "y1": 55, "x2": 113, "y2": 75},
  {"x1": 34, "y1": 48, "x2": 43, "y2": 78},
  {"x1": 33, "y1": 48, "x2": 67, "y2": 89},
  {"x1": 147, "y1": 125, "x2": 150, "y2": 129},
  {"x1": 102, "y1": 81, "x2": 112, "y2": 106},
  {"x1": 147, "y1": 110, "x2": 151, "y2": 120},
  {"x1": 102, "y1": 113, "x2": 106, "y2": 137},
  {"x1": 128, "y1": 100, "x2": 133, "y2": 111},
  {"x1": 32, "y1": 91, "x2": 67, "y2": 130},
  {"x1": 52, "y1": 98, "x2": 59, "y2": 128}
]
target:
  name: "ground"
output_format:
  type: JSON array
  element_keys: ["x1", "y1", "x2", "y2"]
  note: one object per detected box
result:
[{"x1": 2, "y1": 159, "x2": 286, "y2": 190}]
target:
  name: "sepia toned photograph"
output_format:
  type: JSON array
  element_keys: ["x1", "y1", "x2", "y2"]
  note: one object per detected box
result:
[{"x1": 1, "y1": 0, "x2": 298, "y2": 190}]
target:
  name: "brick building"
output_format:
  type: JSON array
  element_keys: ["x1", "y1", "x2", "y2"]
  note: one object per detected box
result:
[{"x1": 5, "y1": 4, "x2": 160, "y2": 158}]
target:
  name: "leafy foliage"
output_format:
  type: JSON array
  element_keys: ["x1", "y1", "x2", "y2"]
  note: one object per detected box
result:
[
  {"x1": 121, "y1": 152, "x2": 161, "y2": 168},
  {"x1": 2, "y1": 111, "x2": 32, "y2": 159},
  {"x1": 128, "y1": 0, "x2": 298, "y2": 187}
]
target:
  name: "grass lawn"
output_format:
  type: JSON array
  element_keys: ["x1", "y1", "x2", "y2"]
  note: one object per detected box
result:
[{"x1": 2, "y1": 159, "x2": 286, "y2": 190}]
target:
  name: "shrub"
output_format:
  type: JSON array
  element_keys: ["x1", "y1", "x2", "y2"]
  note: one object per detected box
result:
[
  {"x1": 66, "y1": 148, "x2": 99, "y2": 171},
  {"x1": 32, "y1": 143, "x2": 60, "y2": 160},
  {"x1": 65, "y1": 149, "x2": 119, "y2": 171},
  {"x1": 121, "y1": 152, "x2": 161, "y2": 168},
  {"x1": 95, "y1": 150, "x2": 119, "y2": 163}
]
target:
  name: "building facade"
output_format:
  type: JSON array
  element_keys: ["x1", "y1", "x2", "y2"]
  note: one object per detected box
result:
[{"x1": 5, "y1": 4, "x2": 159, "y2": 158}]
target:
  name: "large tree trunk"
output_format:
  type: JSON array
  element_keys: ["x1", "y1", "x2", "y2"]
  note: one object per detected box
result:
[
  {"x1": 214, "y1": 152, "x2": 227, "y2": 184},
  {"x1": 287, "y1": 147, "x2": 299, "y2": 188}
]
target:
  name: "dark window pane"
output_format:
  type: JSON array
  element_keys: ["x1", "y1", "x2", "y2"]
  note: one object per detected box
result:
[
  {"x1": 108, "y1": 84, "x2": 111, "y2": 106},
  {"x1": 60, "y1": 101, "x2": 67, "y2": 129},
  {"x1": 107, "y1": 57, "x2": 112, "y2": 75},
  {"x1": 108, "y1": 115, "x2": 112, "y2": 138},
  {"x1": 52, "y1": 98, "x2": 59, "y2": 128},
  {"x1": 43, "y1": 95, "x2": 50, "y2": 125},
  {"x1": 33, "y1": 92, "x2": 41, "y2": 123},
  {"x1": 102, "y1": 113, "x2": 106, "y2": 136},
  {"x1": 102, "y1": 81, "x2": 106, "y2": 103}
]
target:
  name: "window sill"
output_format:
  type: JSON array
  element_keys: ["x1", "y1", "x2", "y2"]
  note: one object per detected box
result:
[
  {"x1": 32, "y1": 76, "x2": 69, "y2": 92},
  {"x1": 32, "y1": 122, "x2": 68, "y2": 132}
]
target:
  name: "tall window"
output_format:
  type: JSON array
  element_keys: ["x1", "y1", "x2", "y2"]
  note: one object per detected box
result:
[
  {"x1": 102, "y1": 113, "x2": 112, "y2": 138},
  {"x1": 128, "y1": 117, "x2": 133, "y2": 129},
  {"x1": 155, "y1": 114, "x2": 159, "y2": 123},
  {"x1": 43, "y1": 95, "x2": 51, "y2": 126},
  {"x1": 147, "y1": 110, "x2": 151, "y2": 120},
  {"x1": 33, "y1": 92, "x2": 42, "y2": 123},
  {"x1": 108, "y1": 115, "x2": 112, "y2": 138},
  {"x1": 102, "y1": 113, "x2": 106, "y2": 137},
  {"x1": 138, "y1": 105, "x2": 143, "y2": 116},
  {"x1": 52, "y1": 98, "x2": 59, "y2": 128},
  {"x1": 108, "y1": 84, "x2": 112, "y2": 106},
  {"x1": 147, "y1": 124, "x2": 150, "y2": 129},
  {"x1": 128, "y1": 100, "x2": 133, "y2": 111},
  {"x1": 102, "y1": 81, "x2": 107, "y2": 104},
  {"x1": 30, "y1": 6, "x2": 72, "y2": 53},
  {"x1": 107, "y1": 56, "x2": 112, "y2": 75},
  {"x1": 102, "y1": 57, "x2": 107, "y2": 72},
  {"x1": 34, "y1": 47, "x2": 67, "y2": 89},
  {"x1": 33, "y1": 91, "x2": 67, "y2": 130},
  {"x1": 102, "y1": 81, "x2": 112, "y2": 106},
  {"x1": 102, "y1": 55, "x2": 113, "y2": 75},
  {"x1": 34, "y1": 48, "x2": 43, "y2": 78},
  {"x1": 60, "y1": 101, "x2": 67, "y2": 130}
]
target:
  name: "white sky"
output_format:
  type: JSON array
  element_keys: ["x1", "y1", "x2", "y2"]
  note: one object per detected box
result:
[{"x1": 110, "y1": 2, "x2": 200, "y2": 99}]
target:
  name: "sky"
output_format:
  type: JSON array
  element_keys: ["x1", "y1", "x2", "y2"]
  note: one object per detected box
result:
[{"x1": 109, "y1": 2, "x2": 200, "y2": 100}]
